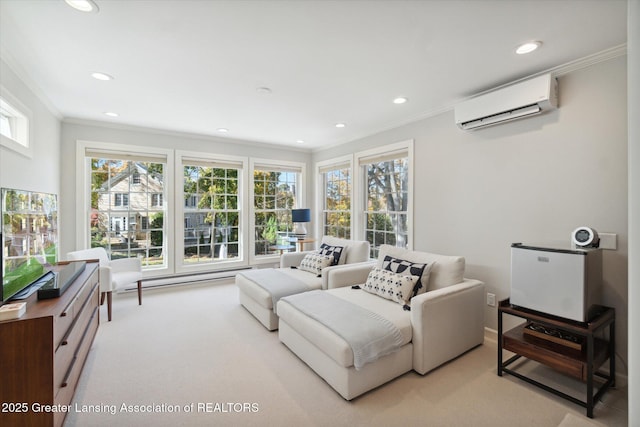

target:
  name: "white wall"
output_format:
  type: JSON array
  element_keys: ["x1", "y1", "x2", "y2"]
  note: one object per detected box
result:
[
  {"x1": 627, "y1": 0, "x2": 638, "y2": 424},
  {"x1": 313, "y1": 56, "x2": 629, "y2": 378},
  {"x1": 59, "y1": 120, "x2": 313, "y2": 258},
  {"x1": 0, "y1": 58, "x2": 61, "y2": 195}
]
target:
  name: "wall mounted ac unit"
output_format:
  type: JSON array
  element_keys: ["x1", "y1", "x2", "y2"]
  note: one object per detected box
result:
[{"x1": 454, "y1": 74, "x2": 558, "y2": 131}]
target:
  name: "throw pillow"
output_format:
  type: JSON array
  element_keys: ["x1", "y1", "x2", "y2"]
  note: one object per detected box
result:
[
  {"x1": 362, "y1": 267, "x2": 419, "y2": 305},
  {"x1": 299, "y1": 253, "x2": 333, "y2": 276},
  {"x1": 318, "y1": 243, "x2": 344, "y2": 265},
  {"x1": 382, "y1": 255, "x2": 429, "y2": 296}
]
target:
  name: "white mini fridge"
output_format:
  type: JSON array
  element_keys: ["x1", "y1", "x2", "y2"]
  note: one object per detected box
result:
[{"x1": 510, "y1": 243, "x2": 602, "y2": 322}]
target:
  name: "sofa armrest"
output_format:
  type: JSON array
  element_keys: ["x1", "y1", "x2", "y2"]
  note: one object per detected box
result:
[
  {"x1": 280, "y1": 251, "x2": 311, "y2": 268},
  {"x1": 411, "y1": 278, "x2": 485, "y2": 375},
  {"x1": 323, "y1": 261, "x2": 376, "y2": 290}
]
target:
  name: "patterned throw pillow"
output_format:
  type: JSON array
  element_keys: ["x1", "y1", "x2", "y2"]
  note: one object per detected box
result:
[
  {"x1": 299, "y1": 253, "x2": 333, "y2": 276},
  {"x1": 382, "y1": 255, "x2": 428, "y2": 296},
  {"x1": 362, "y1": 267, "x2": 419, "y2": 305},
  {"x1": 318, "y1": 243, "x2": 344, "y2": 265}
]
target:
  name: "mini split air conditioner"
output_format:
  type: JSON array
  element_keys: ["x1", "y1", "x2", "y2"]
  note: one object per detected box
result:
[{"x1": 454, "y1": 74, "x2": 558, "y2": 130}]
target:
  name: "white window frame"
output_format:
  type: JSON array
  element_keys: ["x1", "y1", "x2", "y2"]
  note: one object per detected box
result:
[
  {"x1": 0, "y1": 85, "x2": 33, "y2": 158},
  {"x1": 175, "y1": 150, "x2": 249, "y2": 274},
  {"x1": 315, "y1": 154, "x2": 354, "y2": 240},
  {"x1": 76, "y1": 140, "x2": 175, "y2": 277},
  {"x1": 355, "y1": 139, "x2": 414, "y2": 259},
  {"x1": 250, "y1": 158, "x2": 306, "y2": 265}
]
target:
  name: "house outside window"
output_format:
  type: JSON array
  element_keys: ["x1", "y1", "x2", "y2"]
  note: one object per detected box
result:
[{"x1": 88, "y1": 156, "x2": 167, "y2": 268}]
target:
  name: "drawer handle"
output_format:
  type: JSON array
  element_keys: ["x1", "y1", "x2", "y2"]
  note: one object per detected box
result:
[{"x1": 60, "y1": 356, "x2": 76, "y2": 388}]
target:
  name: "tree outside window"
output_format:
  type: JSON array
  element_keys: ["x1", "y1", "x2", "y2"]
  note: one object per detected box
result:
[
  {"x1": 253, "y1": 170, "x2": 297, "y2": 255},
  {"x1": 182, "y1": 165, "x2": 240, "y2": 264},
  {"x1": 323, "y1": 167, "x2": 351, "y2": 239},
  {"x1": 364, "y1": 158, "x2": 409, "y2": 259}
]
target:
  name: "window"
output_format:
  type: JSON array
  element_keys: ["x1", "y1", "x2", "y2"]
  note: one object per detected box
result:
[
  {"x1": 357, "y1": 141, "x2": 413, "y2": 259},
  {"x1": 81, "y1": 143, "x2": 170, "y2": 271},
  {"x1": 252, "y1": 160, "x2": 304, "y2": 258},
  {"x1": 181, "y1": 156, "x2": 243, "y2": 266},
  {"x1": 151, "y1": 193, "x2": 163, "y2": 207},
  {"x1": 114, "y1": 193, "x2": 129, "y2": 207},
  {"x1": 318, "y1": 157, "x2": 352, "y2": 239},
  {"x1": 0, "y1": 86, "x2": 32, "y2": 158}
]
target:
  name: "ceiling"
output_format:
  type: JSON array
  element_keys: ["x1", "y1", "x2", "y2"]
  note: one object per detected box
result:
[{"x1": 0, "y1": 0, "x2": 628, "y2": 150}]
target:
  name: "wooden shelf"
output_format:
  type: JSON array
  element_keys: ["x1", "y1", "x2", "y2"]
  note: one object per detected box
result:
[
  {"x1": 502, "y1": 323, "x2": 609, "y2": 382},
  {"x1": 498, "y1": 298, "x2": 615, "y2": 419}
]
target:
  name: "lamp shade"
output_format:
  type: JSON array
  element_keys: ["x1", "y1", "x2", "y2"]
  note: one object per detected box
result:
[{"x1": 292, "y1": 208, "x2": 311, "y2": 223}]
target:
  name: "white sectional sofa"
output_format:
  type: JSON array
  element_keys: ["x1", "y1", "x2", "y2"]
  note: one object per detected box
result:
[
  {"x1": 277, "y1": 244, "x2": 485, "y2": 400},
  {"x1": 236, "y1": 236, "x2": 371, "y2": 330}
]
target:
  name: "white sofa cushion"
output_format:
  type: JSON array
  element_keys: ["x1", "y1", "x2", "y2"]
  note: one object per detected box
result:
[
  {"x1": 238, "y1": 268, "x2": 322, "y2": 309},
  {"x1": 362, "y1": 267, "x2": 418, "y2": 305},
  {"x1": 277, "y1": 286, "x2": 412, "y2": 368},
  {"x1": 377, "y1": 245, "x2": 465, "y2": 291},
  {"x1": 299, "y1": 253, "x2": 333, "y2": 276},
  {"x1": 321, "y1": 236, "x2": 369, "y2": 265}
]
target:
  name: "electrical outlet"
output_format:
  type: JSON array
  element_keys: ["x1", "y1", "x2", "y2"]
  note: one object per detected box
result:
[{"x1": 487, "y1": 293, "x2": 496, "y2": 307}]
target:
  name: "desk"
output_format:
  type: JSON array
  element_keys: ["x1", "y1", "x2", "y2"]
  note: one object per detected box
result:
[
  {"x1": 498, "y1": 299, "x2": 615, "y2": 418},
  {"x1": 296, "y1": 239, "x2": 315, "y2": 252}
]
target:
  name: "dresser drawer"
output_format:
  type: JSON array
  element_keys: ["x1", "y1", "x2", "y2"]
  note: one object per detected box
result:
[
  {"x1": 53, "y1": 269, "x2": 98, "y2": 349},
  {"x1": 53, "y1": 283, "x2": 99, "y2": 396},
  {"x1": 54, "y1": 304, "x2": 99, "y2": 409}
]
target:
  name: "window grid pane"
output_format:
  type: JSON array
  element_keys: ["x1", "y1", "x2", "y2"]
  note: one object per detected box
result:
[
  {"x1": 183, "y1": 165, "x2": 241, "y2": 264},
  {"x1": 89, "y1": 159, "x2": 166, "y2": 268},
  {"x1": 364, "y1": 157, "x2": 409, "y2": 258},
  {"x1": 254, "y1": 169, "x2": 298, "y2": 256},
  {"x1": 322, "y1": 167, "x2": 351, "y2": 240}
]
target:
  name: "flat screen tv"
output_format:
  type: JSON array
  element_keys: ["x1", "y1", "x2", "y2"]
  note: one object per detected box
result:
[{"x1": 1, "y1": 188, "x2": 58, "y2": 306}]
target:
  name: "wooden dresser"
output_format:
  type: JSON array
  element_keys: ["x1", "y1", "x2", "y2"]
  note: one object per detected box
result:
[{"x1": 0, "y1": 261, "x2": 100, "y2": 427}]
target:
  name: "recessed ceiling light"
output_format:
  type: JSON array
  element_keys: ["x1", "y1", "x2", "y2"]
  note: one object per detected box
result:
[
  {"x1": 91, "y1": 72, "x2": 114, "y2": 81},
  {"x1": 335, "y1": 123, "x2": 346, "y2": 128},
  {"x1": 217, "y1": 128, "x2": 229, "y2": 133},
  {"x1": 296, "y1": 140, "x2": 305, "y2": 144},
  {"x1": 104, "y1": 112, "x2": 119, "y2": 117},
  {"x1": 65, "y1": 0, "x2": 99, "y2": 13},
  {"x1": 393, "y1": 97, "x2": 408, "y2": 104},
  {"x1": 516, "y1": 41, "x2": 542, "y2": 55}
]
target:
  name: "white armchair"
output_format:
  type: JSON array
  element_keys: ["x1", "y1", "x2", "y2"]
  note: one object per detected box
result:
[{"x1": 67, "y1": 247, "x2": 142, "y2": 321}]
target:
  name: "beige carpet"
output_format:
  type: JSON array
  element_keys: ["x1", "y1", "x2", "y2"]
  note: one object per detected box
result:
[{"x1": 65, "y1": 280, "x2": 627, "y2": 427}]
